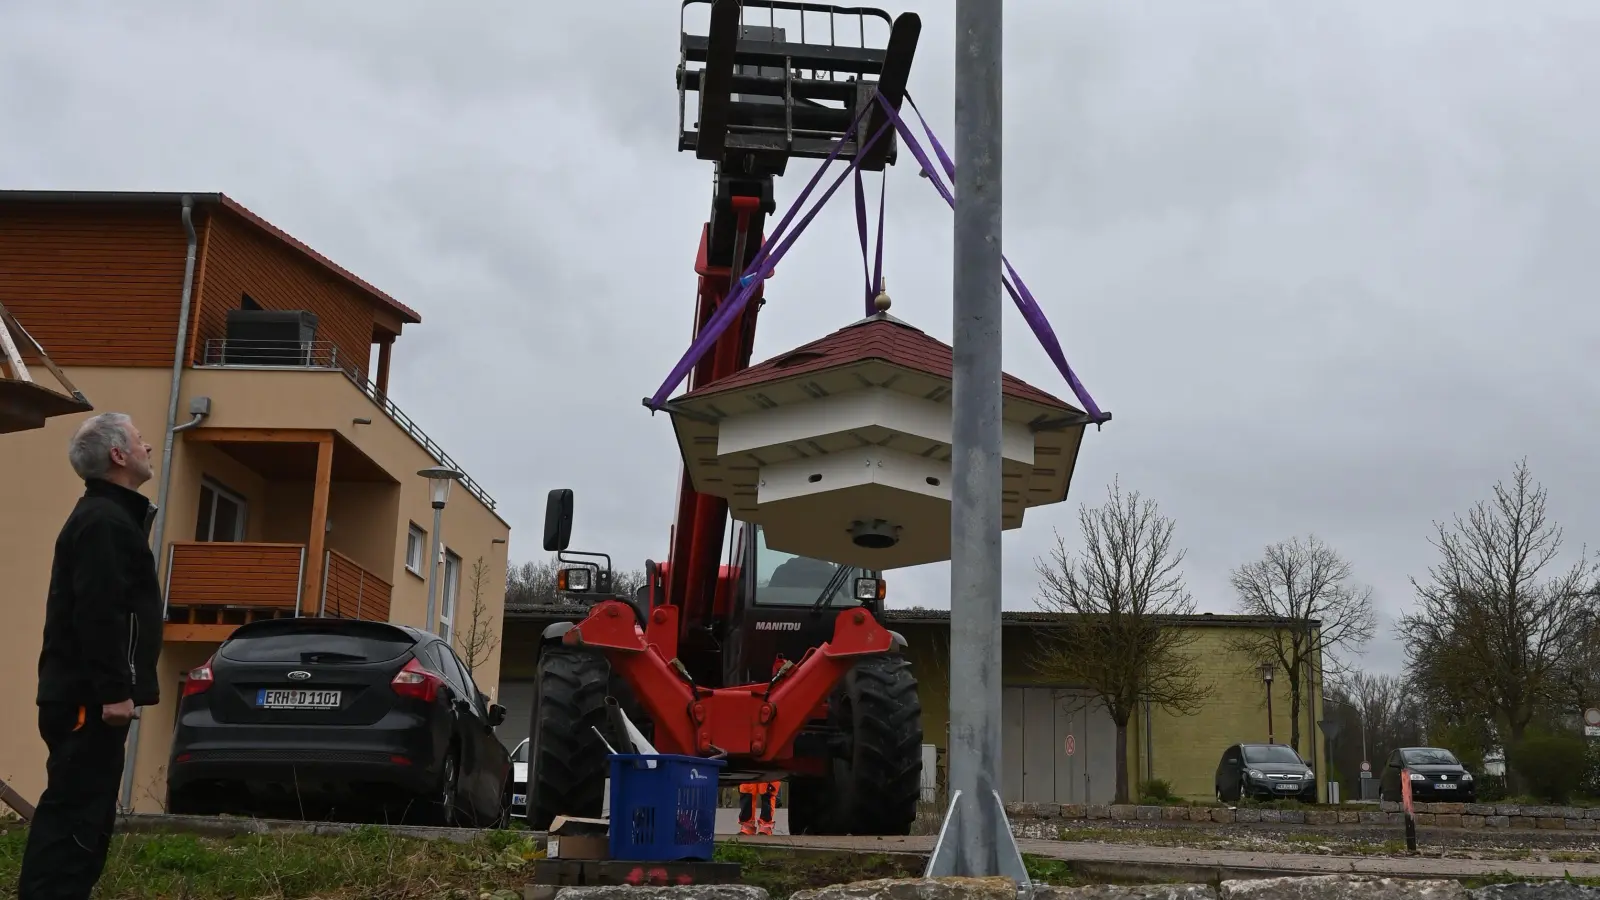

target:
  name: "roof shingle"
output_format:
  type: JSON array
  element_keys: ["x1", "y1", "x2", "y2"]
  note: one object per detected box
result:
[{"x1": 681, "y1": 313, "x2": 1079, "y2": 412}]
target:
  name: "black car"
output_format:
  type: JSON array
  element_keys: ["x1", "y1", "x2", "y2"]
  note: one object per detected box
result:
[
  {"x1": 166, "y1": 617, "x2": 513, "y2": 827},
  {"x1": 1379, "y1": 747, "x2": 1476, "y2": 803},
  {"x1": 1215, "y1": 743, "x2": 1317, "y2": 802}
]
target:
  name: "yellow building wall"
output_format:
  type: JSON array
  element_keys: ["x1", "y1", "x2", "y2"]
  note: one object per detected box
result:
[
  {"x1": 0, "y1": 365, "x2": 510, "y2": 813},
  {"x1": 898, "y1": 619, "x2": 1326, "y2": 802}
]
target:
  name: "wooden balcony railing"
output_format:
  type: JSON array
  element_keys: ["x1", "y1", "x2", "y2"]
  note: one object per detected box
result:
[
  {"x1": 165, "y1": 542, "x2": 306, "y2": 614},
  {"x1": 319, "y1": 549, "x2": 393, "y2": 622},
  {"x1": 164, "y1": 543, "x2": 393, "y2": 643}
]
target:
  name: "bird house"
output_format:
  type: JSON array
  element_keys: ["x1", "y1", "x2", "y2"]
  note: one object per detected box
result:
[{"x1": 664, "y1": 306, "x2": 1090, "y2": 570}]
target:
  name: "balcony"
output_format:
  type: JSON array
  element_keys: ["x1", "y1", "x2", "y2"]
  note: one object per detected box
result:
[
  {"x1": 196, "y1": 337, "x2": 495, "y2": 510},
  {"x1": 163, "y1": 541, "x2": 394, "y2": 642}
]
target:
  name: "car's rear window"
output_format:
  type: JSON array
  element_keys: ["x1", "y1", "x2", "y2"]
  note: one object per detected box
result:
[{"x1": 219, "y1": 629, "x2": 414, "y2": 664}]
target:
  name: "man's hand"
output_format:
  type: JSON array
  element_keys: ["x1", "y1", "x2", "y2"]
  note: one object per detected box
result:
[{"x1": 102, "y1": 699, "x2": 136, "y2": 726}]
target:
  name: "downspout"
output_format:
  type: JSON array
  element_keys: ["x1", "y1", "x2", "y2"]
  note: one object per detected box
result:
[{"x1": 119, "y1": 195, "x2": 199, "y2": 812}]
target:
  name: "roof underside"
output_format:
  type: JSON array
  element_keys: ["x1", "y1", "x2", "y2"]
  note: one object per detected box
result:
[{"x1": 0, "y1": 190, "x2": 422, "y2": 325}]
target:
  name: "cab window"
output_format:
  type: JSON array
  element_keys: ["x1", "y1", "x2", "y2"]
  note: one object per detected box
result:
[{"x1": 752, "y1": 524, "x2": 865, "y2": 608}]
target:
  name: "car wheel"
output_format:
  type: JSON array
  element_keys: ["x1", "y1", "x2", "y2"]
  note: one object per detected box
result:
[
  {"x1": 437, "y1": 751, "x2": 462, "y2": 827},
  {"x1": 1238, "y1": 778, "x2": 1250, "y2": 802}
]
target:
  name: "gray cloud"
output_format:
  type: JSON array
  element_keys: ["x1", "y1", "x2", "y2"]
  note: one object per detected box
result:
[{"x1": 8, "y1": 0, "x2": 1600, "y2": 677}]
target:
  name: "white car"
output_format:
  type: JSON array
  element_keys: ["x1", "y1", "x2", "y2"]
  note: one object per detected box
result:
[{"x1": 510, "y1": 738, "x2": 528, "y2": 817}]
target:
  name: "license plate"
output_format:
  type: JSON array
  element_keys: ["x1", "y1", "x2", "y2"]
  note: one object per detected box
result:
[
  {"x1": 257, "y1": 688, "x2": 341, "y2": 709},
  {"x1": 1434, "y1": 783, "x2": 1456, "y2": 790},
  {"x1": 1276, "y1": 783, "x2": 1299, "y2": 791},
  {"x1": 512, "y1": 793, "x2": 527, "y2": 806}
]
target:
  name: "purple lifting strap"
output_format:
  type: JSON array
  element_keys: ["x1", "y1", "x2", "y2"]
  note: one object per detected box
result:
[
  {"x1": 891, "y1": 92, "x2": 1107, "y2": 424},
  {"x1": 644, "y1": 105, "x2": 893, "y2": 411},
  {"x1": 854, "y1": 168, "x2": 889, "y2": 316}
]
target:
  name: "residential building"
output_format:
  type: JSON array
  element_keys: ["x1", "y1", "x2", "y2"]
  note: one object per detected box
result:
[
  {"x1": 500, "y1": 603, "x2": 1328, "y2": 805},
  {"x1": 0, "y1": 191, "x2": 511, "y2": 812}
]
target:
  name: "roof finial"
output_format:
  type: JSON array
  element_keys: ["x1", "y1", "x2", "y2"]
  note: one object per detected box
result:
[{"x1": 873, "y1": 279, "x2": 892, "y2": 313}]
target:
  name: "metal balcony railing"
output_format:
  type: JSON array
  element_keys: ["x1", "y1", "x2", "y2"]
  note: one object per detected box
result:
[
  {"x1": 194, "y1": 338, "x2": 498, "y2": 510},
  {"x1": 201, "y1": 339, "x2": 343, "y2": 369}
]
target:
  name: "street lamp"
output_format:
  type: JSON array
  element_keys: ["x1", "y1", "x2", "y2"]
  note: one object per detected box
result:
[
  {"x1": 1259, "y1": 663, "x2": 1276, "y2": 744},
  {"x1": 419, "y1": 465, "x2": 463, "y2": 635}
]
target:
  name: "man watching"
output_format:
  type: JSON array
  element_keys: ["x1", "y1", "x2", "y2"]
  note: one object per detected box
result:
[{"x1": 19, "y1": 412, "x2": 165, "y2": 900}]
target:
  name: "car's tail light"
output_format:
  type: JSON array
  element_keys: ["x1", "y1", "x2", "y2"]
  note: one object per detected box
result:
[
  {"x1": 182, "y1": 658, "x2": 215, "y2": 697},
  {"x1": 391, "y1": 658, "x2": 442, "y2": 703}
]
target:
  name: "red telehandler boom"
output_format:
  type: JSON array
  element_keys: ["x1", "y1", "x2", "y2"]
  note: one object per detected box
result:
[{"x1": 525, "y1": 0, "x2": 926, "y2": 836}]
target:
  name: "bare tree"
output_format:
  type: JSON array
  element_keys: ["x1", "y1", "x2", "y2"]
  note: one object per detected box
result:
[
  {"x1": 1228, "y1": 535, "x2": 1376, "y2": 753},
  {"x1": 1400, "y1": 459, "x2": 1599, "y2": 789},
  {"x1": 506, "y1": 557, "x2": 648, "y2": 607},
  {"x1": 1029, "y1": 478, "x2": 1214, "y2": 804},
  {"x1": 1342, "y1": 672, "x2": 1424, "y2": 765},
  {"x1": 459, "y1": 555, "x2": 501, "y2": 676}
]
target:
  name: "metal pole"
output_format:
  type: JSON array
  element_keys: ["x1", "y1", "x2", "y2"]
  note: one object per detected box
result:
[
  {"x1": 1266, "y1": 682, "x2": 1275, "y2": 744},
  {"x1": 425, "y1": 504, "x2": 444, "y2": 634},
  {"x1": 946, "y1": 0, "x2": 1006, "y2": 878}
]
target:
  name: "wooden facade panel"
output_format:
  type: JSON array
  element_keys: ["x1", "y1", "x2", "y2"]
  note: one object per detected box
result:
[
  {"x1": 0, "y1": 201, "x2": 190, "y2": 366},
  {"x1": 322, "y1": 549, "x2": 392, "y2": 621},
  {"x1": 193, "y1": 210, "x2": 377, "y2": 375},
  {"x1": 166, "y1": 541, "x2": 304, "y2": 609}
]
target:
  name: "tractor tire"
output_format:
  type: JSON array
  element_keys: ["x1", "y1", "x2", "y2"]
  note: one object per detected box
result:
[
  {"x1": 525, "y1": 645, "x2": 644, "y2": 830},
  {"x1": 794, "y1": 655, "x2": 924, "y2": 836}
]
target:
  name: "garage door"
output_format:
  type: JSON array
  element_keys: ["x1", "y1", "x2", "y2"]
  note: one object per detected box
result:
[
  {"x1": 1001, "y1": 687, "x2": 1117, "y2": 806},
  {"x1": 496, "y1": 679, "x2": 536, "y2": 751}
]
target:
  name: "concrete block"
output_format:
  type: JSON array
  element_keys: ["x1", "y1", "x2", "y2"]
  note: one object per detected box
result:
[
  {"x1": 1462, "y1": 816, "x2": 1486, "y2": 829},
  {"x1": 1380, "y1": 801, "x2": 1401, "y2": 813},
  {"x1": 1278, "y1": 810, "x2": 1306, "y2": 825},
  {"x1": 1257, "y1": 810, "x2": 1282, "y2": 823},
  {"x1": 1134, "y1": 806, "x2": 1161, "y2": 822},
  {"x1": 1235, "y1": 809, "x2": 1261, "y2": 824},
  {"x1": 1088, "y1": 805, "x2": 1110, "y2": 820},
  {"x1": 1357, "y1": 812, "x2": 1386, "y2": 825},
  {"x1": 1413, "y1": 813, "x2": 1437, "y2": 826},
  {"x1": 558, "y1": 888, "x2": 768, "y2": 900},
  {"x1": 1221, "y1": 874, "x2": 1468, "y2": 900},
  {"x1": 1464, "y1": 804, "x2": 1496, "y2": 816},
  {"x1": 1431, "y1": 803, "x2": 1466, "y2": 815},
  {"x1": 1589, "y1": 808, "x2": 1600, "y2": 821},
  {"x1": 1385, "y1": 813, "x2": 1405, "y2": 826},
  {"x1": 1305, "y1": 811, "x2": 1339, "y2": 826},
  {"x1": 1509, "y1": 817, "x2": 1534, "y2": 830},
  {"x1": 792, "y1": 880, "x2": 1018, "y2": 900},
  {"x1": 1566, "y1": 818, "x2": 1595, "y2": 831},
  {"x1": 1109, "y1": 805, "x2": 1138, "y2": 821},
  {"x1": 1210, "y1": 808, "x2": 1236, "y2": 824},
  {"x1": 1536, "y1": 817, "x2": 1566, "y2": 830},
  {"x1": 1060, "y1": 804, "x2": 1087, "y2": 820},
  {"x1": 1038, "y1": 886, "x2": 1217, "y2": 900},
  {"x1": 1485, "y1": 816, "x2": 1511, "y2": 828},
  {"x1": 1161, "y1": 806, "x2": 1190, "y2": 821},
  {"x1": 1337, "y1": 811, "x2": 1360, "y2": 824},
  {"x1": 1470, "y1": 883, "x2": 1600, "y2": 900}
]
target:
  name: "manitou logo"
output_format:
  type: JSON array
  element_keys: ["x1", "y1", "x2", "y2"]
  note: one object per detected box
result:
[
  {"x1": 754, "y1": 621, "x2": 802, "y2": 632},
  {"x1": 689, "y1": 769, "x2": 708, "y2": 781}
]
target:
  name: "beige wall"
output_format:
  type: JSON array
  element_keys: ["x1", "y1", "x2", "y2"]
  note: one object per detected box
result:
[{"x1": 0, "y1": 364, "x2": 511, "y2": 812}]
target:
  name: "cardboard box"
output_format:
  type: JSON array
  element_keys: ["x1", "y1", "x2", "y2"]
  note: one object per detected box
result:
[{"x1": 547, "y1": 816, "x2": 609, "y2": 860}]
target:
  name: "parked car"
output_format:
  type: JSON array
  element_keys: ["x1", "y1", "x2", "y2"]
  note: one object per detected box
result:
[
  {"x1": 1214, "y1": 743, "x2": 1316, "y2": 802},
  {"x1": 1379, "y1": 747, "x2": 1476, "y2": 803},
  {"x1": 509, "y1": 738, "x2": 528, "y2": 819},
  {"x1": 166, "y1": 617, "x2": 513, "y2": 827}
]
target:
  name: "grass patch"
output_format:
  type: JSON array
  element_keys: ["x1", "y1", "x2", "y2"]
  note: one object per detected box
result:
[
  {"x1": 713, "y1": 843, "x2": 924, "y2": 896},
  {"x1": 0, "y1": 824, "x2": 541, "y2": 900}
]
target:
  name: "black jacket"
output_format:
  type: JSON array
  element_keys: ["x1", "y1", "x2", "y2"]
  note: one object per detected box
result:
[{"x1": 37, "y1": 479, "x2": 164, "y2": 708}]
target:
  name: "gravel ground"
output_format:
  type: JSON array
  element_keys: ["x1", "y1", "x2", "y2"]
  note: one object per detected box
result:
[{"x1": 1012, "y1": 819, "x2": 1600, "y2": 865}]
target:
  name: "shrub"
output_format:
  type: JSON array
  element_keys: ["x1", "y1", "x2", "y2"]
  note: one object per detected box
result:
[
  {"x1": 1476, "y1": 771, "x2": 1508, "y2": 802},
  {"x1": 1137, "y1": 778, "x2": 1176, "y2": 803},
  {"x1": 1507, "y1": 731, "x2": 1588, "y2": 803}
]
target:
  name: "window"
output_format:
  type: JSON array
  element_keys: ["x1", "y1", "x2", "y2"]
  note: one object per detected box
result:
[
  {"x1": 439, "y1": 550, "x2": 462, "y2": 641},
  {"x1": 1242, "y1": 745, "x2": 1304, "y2": 765},
  {"x1": 405, "y1": 524, "x2": 427, "y2": 575},
  {"x1": 194, "y1": 478, "x2": 248, "y2": 542},
  {"x1": 1401, "y1": 748, "x2": 1459, "y2": 767},
  {"x1": 751, "y1": 524, "x2": 864, "y2": 608}
]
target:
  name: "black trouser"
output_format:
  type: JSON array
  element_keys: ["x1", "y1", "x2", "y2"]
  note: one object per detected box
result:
[{"x1": 18, "y1": 703, "x2": 130, "y2": 900}]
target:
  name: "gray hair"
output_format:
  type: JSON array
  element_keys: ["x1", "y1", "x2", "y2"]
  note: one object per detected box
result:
[{"x1": 68, "y1": 412, "x2": 134, "y2": 481}]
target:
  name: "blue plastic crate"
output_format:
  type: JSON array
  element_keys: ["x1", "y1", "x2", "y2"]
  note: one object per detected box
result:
[{"x1": 607, "y1": 753, "x2": 726, "y2": 862}]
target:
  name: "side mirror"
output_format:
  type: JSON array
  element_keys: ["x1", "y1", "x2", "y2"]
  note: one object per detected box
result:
[
  {"x1": 543, "y1": 489, "x2": 574, "y2": 552},
  {"x1": 487, "y1": 703, "x2": 508, "y2": 727}
]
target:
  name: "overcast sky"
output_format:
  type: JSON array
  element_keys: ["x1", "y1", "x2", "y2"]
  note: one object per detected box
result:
[{"x1": 6, "y1": 0, "x2": 1600, "y2": 677}]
